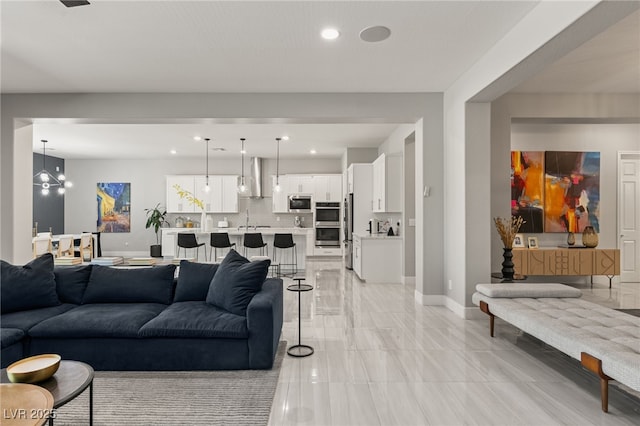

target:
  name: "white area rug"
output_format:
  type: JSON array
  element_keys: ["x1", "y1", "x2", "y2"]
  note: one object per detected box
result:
[{"x1": 53, "y1": 342, "x2": 285, "y2": 425}]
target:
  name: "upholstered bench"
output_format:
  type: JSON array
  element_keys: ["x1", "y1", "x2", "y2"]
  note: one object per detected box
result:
[{"x1": 472, "y1": 283, "x2": 640, "y2": 413}]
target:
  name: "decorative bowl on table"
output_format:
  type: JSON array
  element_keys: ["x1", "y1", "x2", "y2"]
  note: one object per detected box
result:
[{"x1": 7, "y1": 354, "x2": 61, "y2": 384}]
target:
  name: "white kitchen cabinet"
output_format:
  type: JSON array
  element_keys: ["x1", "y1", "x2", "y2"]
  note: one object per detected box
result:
[
  {"x1": 272, "y1": 175, "x2": 289, "y2": 213},
  {"x1": 347, "y1": 167, "x2": 354, "y2": 194},
  {"x1": 166, "y1": 175, "x2": 197, "y2": 213},
  {"x1": 288, "y1": 175, "x2": 314, "y2": 194},
  {"x1": 168, "y1": 175, "x2": 238, "y2": 213},
  {"x1": 352, "y1": 233, "x2": 402, "y2": 283},
  {"x1": 313, "y1": 246, "x2": 343, "y2": 256},
  {"x1": 372, "y1": 153, "x2": 402, "y2": 213},
  {"x1": 313, "y1": 174, "x2": 342, "y2": 202},
  {"x1": 221, "y1": 175, "x2": 239, "y2": 213},
  {"x1": 353, "y1": 234, "x2": 362, "y2": 278}
]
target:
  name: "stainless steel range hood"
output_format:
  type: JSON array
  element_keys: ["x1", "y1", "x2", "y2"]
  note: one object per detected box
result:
[{"x1": 249, "y1": 157, "x2": 263, "y2": 198}]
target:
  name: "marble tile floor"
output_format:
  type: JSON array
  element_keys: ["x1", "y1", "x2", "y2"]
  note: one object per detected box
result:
[{"x1": 269, "y1": 258, "x2": 640, "y2": 426}]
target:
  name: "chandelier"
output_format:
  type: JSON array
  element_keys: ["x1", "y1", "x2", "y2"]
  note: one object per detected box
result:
[{"x1": 33, "y1": 140, "x2": 70, "y2": 196}]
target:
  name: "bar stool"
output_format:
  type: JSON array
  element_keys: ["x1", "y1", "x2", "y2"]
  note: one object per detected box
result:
[
  {"x1": 57, "y1": 235, "x2": 74, "y2": 258},
  {"x1": 209, "y1": 232, "x2": 236, "y2": 262},
  {"x1": 243, "y1": 233, "x2": 267, "y2": 258},
  {"x1": 273, "y1": 233, "x2": 297, "y2": 276},
  {"x1": 177, "y1": 233, "x2": 207, "y2": 261}
]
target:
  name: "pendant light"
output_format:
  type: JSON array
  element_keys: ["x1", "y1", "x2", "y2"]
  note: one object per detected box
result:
[
  {"x1": 274, "y1": 137, "x2": 282, "y2": 192},
  {"x1": 238, "y1": 138, "x2": 248, "y2": 194},
  {"x1": 203, "y1": 138, "x2": 211, "y2": 192},
  {"x1": 33, "y1": 140, "x2": 69, "y2": 196}
]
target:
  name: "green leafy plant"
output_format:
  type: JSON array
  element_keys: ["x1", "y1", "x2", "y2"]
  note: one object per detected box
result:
[
  {"x1": 173, "y1": 184, "x2": 204, "y2": 211},
  {"x1": 145, "y1": 203, "x2": 168, "y2": 245}
]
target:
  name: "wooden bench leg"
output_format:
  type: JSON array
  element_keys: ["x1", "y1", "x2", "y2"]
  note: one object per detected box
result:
[
  {"x1": 581, "y1": 352, "x2": 611, "y2": 413},
  {"x1": 479, "y1": 301, "x2": 495, "y2": 337}
]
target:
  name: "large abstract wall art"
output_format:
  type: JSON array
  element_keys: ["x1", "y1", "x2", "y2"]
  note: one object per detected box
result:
[
  {"x1": 544, "y1": 151, "x2": 600, "y2": 233},
  {"x1": 511, "y1": 151, "x2": 545, "y2": 233},
  {"x1": 97, "y1": 182, "x2": 131, "y2": 233}
]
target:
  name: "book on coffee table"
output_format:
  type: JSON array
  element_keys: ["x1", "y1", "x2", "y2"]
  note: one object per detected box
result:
[
  {"x1": 128, "y1": 257, "x2": 157, "y2": 266},
  {"x1": 172, "y1": 257, "x2": 196, "y2": 265},
  {"x1": 55, "y1": 256, "x2": 82, "y2": 265},
  {"x1": 91, "y1": 256, "x2": 124, "y2": 266}
]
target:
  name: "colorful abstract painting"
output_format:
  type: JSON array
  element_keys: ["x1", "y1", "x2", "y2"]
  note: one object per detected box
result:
[
  {"x1": 544, "y1": 151, "x2": 600, "y2": 233},
  {"x1": 97, "y1": 182, "x2": 131, "y2": 233},
  {"x1": 511, "y1": 151, "x2": 545, "y2": 233}
]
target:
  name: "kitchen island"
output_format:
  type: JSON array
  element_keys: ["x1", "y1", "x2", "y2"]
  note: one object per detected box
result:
[
  {"x1": 352, "y1": 232, "x2": 402, "y2": 283},
  {"x1": 161, "y1": 227, "x2": 314, "y2": 270}
]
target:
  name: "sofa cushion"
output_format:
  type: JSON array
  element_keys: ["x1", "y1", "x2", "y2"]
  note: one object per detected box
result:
[
  {"x1": 55, "y1": 264, "x2": 93, "y2": 304},
  {"x1": 139, "y1": 301, "x2": 248, "y2": 339},
  {"x1": 206, "y1": 250, "x2": 269, "y2": 316},
  {"x1": 29, "y1": 303, "x2": 167, "y2": 338},
  {"x1": 1, "y1": 254, "x2": 60, "y2": 313},
  {"x1": 475, "y1": 283, "x2": 582, "y2": 298},
  {"x1": 174, "y1": 261, "x2": 219, "y2": 302},
  {"x1": 1, "y1": 328, "x2": 25, "y2": 349},
  {"x1": 1, "y1": 304, "x2": 78, "y2": 332},
  {"x1": 83, "y1": 264, "x2": 176, "y2": 304}
]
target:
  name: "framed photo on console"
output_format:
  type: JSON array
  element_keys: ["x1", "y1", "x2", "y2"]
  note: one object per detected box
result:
[
  {"x1": 527, "y1": 236, "x2": 539, "y2": 249},
  {"x1": 513, "y1": 234, "x2": 525, "y2": 248}
]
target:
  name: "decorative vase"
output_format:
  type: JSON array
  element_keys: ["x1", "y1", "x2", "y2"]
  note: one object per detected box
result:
[
  {"x1": 582, "y1": 226, "x2": 598, "y2": 248},
  {"x1": 501, "y1": 248, "x2": 515, "y2": 283},
  {"x1": 201, "y1": 211, "x2": 209, "y2": 232},
  {"x1": 567, "y1": 232, "x2": 575, "y2": 246}
]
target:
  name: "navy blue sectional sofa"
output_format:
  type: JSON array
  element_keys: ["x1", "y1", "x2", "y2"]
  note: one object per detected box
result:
[{"x1": 1, "y1": 251, "x2": 283, "y2": 370}]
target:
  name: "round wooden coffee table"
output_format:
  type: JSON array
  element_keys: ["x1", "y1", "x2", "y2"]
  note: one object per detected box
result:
[
  {"x1": 1, "y1": 360, "x2": 94, "y2": 426},
  {"x1": 0, "y1": 383, "x2": 53, "y2": 426}
]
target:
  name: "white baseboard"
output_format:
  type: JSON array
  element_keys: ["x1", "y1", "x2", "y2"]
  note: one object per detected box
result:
[
  {"x1": 402, "y1": 276, "x2": 416, "y2": 285},
  {"x1": 414, "y1": 289, "x2": 484, "y2": 320}
]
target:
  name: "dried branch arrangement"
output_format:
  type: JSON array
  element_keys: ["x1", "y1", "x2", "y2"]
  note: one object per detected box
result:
[
  {"x1": 493, "y1": 216, "x2": 524, "y2": 248},
  {"x1": 173, "y1": 184, "x2": 204, "y2": 211}
]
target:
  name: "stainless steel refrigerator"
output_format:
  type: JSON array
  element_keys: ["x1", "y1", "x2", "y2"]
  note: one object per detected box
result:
[{"x1": 344, "y1": 193, "x2": 354, "y2": 269}]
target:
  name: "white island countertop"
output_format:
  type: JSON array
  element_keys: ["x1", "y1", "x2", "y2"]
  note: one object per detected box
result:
[
  {"x1": 163, "y1": 227, "x2": 313, "y2": 235},
  {"x1": 353, "y1": 231, "x2": 402, "y2": 240}
]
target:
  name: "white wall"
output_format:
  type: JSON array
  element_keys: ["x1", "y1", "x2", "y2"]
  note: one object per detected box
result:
[{"x1": 66, "y1": 157, "x2": 341, "y2": 254}]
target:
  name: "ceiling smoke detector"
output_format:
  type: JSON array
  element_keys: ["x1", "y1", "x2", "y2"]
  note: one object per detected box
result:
[
  {"x1": 212, "y1": 147, "x2": 226, "y2": 152},
  {"x1": 359, "y1": 26, "x2": 391, "y2": 43}
]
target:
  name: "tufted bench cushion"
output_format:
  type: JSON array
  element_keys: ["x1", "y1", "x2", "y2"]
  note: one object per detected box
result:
[{"x1": 472, "y1": 284, "x2": 640, "y2": 411}]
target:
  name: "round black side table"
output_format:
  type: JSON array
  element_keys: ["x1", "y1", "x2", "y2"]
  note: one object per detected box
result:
[{"x1": 287, "y1": 277, "x2": 314, "y2": 357}]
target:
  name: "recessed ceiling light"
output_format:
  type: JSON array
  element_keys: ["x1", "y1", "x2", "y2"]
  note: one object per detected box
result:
[
  {"x1": 193, "y1": 136, "x2": 202, "y2": 141},
  {"x1": 359, "y1": 25, "x2": 391, "y2": 43},
  {"x1": 170, "y1": 149, "x2": 177, "y2": 155},
  {"x1": 282, "y1": 135, "x2": 290, "y2": 141},
  {"x1": 240, "y1": 149, "x2": 247, "y2": 154},
  {"x1": 310, "y1": 149, "x2": 317, "y2": 155},
  {"x1": 321, "y1": 28, "x2": 340, "y2": 40}
]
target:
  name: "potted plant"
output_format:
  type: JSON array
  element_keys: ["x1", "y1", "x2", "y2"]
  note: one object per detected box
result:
[{"x1": 145, "y1": 203, "x2": 168, "y2": 257}]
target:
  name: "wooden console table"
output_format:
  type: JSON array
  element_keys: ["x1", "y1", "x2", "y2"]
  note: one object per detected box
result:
[{"x1": 512, "y1": 248, "x2": 620, "y2": 288}]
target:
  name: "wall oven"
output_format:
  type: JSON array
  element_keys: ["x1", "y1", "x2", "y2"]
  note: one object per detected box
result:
[
  {"x1": 288, "y1": 195, "x2": 312, "y2": 213},
  {"x1": 315, "y1": 202, "x2": 341, "y2": 247},
  {"x1": 315, "y1": 226, "x2": 340, "y2": 247}
]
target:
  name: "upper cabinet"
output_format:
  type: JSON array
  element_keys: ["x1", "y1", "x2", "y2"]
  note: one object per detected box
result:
[
  {"x1": 313, "y1": 174, "x2": 342, "y2": 202},
  {"x1": 166, "y1": 175, "x2": 238, "y2": 213},
  {"x1": 287, "y1": 175, "x2": 314, "y2": 194},
  {"x1": 372, "y1": 153, "x2": 402, "y2": 213}
]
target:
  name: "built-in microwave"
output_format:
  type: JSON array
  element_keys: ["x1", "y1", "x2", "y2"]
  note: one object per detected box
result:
[{"x1": 288, "y1": 195, "x2": 312, "y2": 213}]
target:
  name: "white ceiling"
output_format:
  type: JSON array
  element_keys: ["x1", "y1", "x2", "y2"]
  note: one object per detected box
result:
[
  {"x1": 1, "y1": 0, "x2": 538, "y2": 93},
  {"x1": 512, "y1": 9, "x2": 640, "y2": 93},
  {"x1": 4, "y1": 1, "x2": 639, "y2": 160},
  {"x1": 32, "y1": 122, "x2": 403, "y2": 159}
]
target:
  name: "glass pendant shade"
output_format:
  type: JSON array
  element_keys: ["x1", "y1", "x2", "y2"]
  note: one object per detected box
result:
[
  {"x1": 34, "y1": 140, "x2": 69, "y2": 196},
  {"x1": 238, "y1": 138, "x2": 249, "y2": 194}
]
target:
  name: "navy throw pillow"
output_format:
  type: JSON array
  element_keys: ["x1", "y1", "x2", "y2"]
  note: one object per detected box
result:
[
  {"x1": 174, "y1": 260, "x2": 219, "y2": 302},
  {"x1": 1, "y1": 253, "x2": 60, "y2": 313},
  {"x1": 54, "y1": 264, "x2": 93, "y2": 304},
  {"x1": 82, "y1": 264, "x2": 176, "y2": 304},
  {"x1": 206, "y1": 250, "x2": 269, "y2": 316}
]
